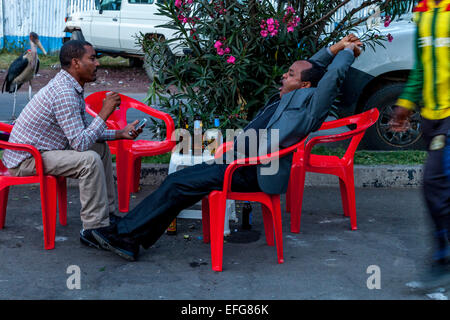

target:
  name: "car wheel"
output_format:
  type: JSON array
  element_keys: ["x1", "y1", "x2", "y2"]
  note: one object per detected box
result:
[
  {"x1": 70, "y1": 30, "x2": 85, "y2": 41},
  {"x1": 143, "y1": 45, "x2": 175, "y2": 82},
  {"x1": 129, "y1": 57, "x2": 144, "y2": 68},
  {"x1": 362, "y1": 82, "x2": 426, "y2": 150}
]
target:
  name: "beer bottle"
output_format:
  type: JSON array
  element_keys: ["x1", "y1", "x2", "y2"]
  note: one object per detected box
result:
[
  {"x1": 206, "y1": 115, "x2": 222, "y2": 156},
  {"x1": 193, "y1": 115, "x2": 203, "y2": 156},
  {"x1": 241, "y1": 201, "x2": 252, "y2": 230}
]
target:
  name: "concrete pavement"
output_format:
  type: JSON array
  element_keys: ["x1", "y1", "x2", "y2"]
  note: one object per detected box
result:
[{"x1": 0, "y1": 184, "x2": 446, "y2": 300}]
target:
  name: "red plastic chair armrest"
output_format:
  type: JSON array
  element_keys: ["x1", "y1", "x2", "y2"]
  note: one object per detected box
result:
[
  {"x1": 214, "y1": 141, "x2": 234, "y2": 159},
  {"x1": 0, "y1": 122, "x2": 13, "y2": 133},
  {"x1": 222, "y1": 139, "x2": 306, "y2": 193},
  {"x1": 0, "y1": 140, "x2": 46, "y2": 177},
  {"x1": 130, "y1": 103, "x2": 175, "y2": 142}
]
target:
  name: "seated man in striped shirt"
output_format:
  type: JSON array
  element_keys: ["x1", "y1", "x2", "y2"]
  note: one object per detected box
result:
[{"x1": 2, "y1": 40, "x2": 143, "y2": 249}]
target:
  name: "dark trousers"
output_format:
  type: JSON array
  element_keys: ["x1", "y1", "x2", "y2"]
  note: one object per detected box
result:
[
  {"x1": 421, "y1": 117, "x2": 450, "y2": 258},
  {"x1": 116, "y1": 162, "x2": 260, "y2": 249}
]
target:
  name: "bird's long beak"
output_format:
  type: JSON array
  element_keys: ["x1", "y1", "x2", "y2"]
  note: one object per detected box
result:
[{"x1": 36, "y1": 40, "x2": 47, "y2": 55}]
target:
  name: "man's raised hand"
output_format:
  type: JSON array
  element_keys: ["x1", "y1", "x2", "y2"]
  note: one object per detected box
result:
[
  {"x1": 330, "y1": 34, "x2": 363, "y2": 57},
  {"x1": 99, "y1": 91, "x2": 121, "y2": 121}
]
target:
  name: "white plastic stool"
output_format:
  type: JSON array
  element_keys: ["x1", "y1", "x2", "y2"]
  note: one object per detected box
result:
[{"x1": 168, "y1": 151, "x2": 236, "y2": 236}]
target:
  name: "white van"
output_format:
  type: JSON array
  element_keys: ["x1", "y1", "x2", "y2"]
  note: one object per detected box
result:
[
  {"x1": 64, "y1": 0, "x2": 183, "y2": 73},
  {"x1": 338, "y1": 18, "x2": 424, "y2": 150}
]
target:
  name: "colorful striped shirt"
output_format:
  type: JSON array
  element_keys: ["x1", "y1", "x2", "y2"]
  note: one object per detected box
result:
[
  {"x1": 396, "y1": 0, "x2": 450, "y2": 120},
  {"x1": 2, "y1": 69, "x2": 116, "y2": 168}
]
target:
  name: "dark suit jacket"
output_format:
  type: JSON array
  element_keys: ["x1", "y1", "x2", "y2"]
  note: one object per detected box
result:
[{"x1": 254, "y1": 47, "x2": 355, "y2": 194}]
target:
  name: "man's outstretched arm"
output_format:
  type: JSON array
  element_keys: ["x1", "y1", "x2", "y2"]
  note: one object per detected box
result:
[
  {"x1": 309, "y1": 34, "x2": 361, "y2": 69},
  {"x1": 308, "y1": 43, "x2": 358, "y2": 129}
]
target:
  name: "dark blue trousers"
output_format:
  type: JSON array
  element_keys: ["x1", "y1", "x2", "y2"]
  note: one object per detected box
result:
[
  {"x1": 116, "y1": 162, "x2": 260, "y2": 249},
  {"x1": 421, "y1": 117, "x2": 450, "y2": 260}
]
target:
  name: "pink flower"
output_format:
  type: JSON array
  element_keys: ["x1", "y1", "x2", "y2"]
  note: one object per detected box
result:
[
  {"x1": 387, "y1": 33, "x2": 394, "y2": 42},
  {"x1": 268, "y1": 24, "x2": 275, "y2": 32},
  {"x1": 187, "y1": 0, "x2": 193, "y2": 3},
  {"x1": 384, "y1": 15, "x2": 391, "y2": 27},
  {"x1": 214, "y1": 40, "x2": 222, "y2": 49},
  {"x1": 175, "y1": 0, "x2": 183, "y2": 8},
  {"x1": 227, "y1": 56, "x2": 236, "y2": 64},
  {"x1": 267, "y1": 18, "x2": 274, "y2": 25},
  {"x1": 224, "y1": 47, "x2": 230, "y2": 54},
  {"x1": 287, "y1": 26, "x2": 294, "y2": 33},
  {"x1": 286, "y1": 6, "x2": 295, "y2": 14},
  {"x1": 217, "y1": 48, "x2": 225, "y2": 55},
  {"x1": 260, "y1": 30, "x2": 268, "y2": 37}
]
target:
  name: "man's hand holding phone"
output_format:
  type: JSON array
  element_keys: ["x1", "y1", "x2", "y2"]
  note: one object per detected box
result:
[{"x1": 116, "y1": 118, "x2": 146, "y2": 140}]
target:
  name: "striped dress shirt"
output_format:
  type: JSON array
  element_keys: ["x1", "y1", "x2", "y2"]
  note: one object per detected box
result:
[{"x1": 2, "y1": 69, "x2": 116, "y2": 169}]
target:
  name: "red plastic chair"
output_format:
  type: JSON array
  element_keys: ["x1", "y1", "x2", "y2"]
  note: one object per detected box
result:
[
  {"x1": 0, "y1": 122, "x2": 67, "y2": 250},
  {"x1": 286, "y1": 108, "x2": 379, "y2": 233},
  {"x1": 201, "y1": 138, "x2": 307, "y2": 272},
  {"x1": 85, "y1": 91, "x2": 176, "y2": 212}
]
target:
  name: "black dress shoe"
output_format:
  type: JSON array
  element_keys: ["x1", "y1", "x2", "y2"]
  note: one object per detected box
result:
[
  {"x1": 109, "y1": 214, "x2": 121, "y2": 225},
  {"x1": 80, "y1": 229, "x2": 102, "y2": 250},
  {"x1": 92, "y1": 226, "x2": 139, "y2": 261}
]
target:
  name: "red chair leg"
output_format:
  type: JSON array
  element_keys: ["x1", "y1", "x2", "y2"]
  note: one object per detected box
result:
[
  {"x1": 0, "y1": 186, "x2": 10, "y2": 229},
  {"x1": 339, "y1": 178, "x2": 350, "y2": 217},
  {"x1": 261, "y1": 203, "x2": 274, "y2": 246},
  {"x1": 116, "y1": 150, "x2": 131, "y2": 213},
  {"x1": 208, "y1": 191, "x2": 226, "y2": 272},
  {"x1": 41, "y1": 177, "x2": 58, "y2": 250},
  {"x1": 271, "y1": 195, "x2": 284, "y2": 264},
  {"x1": 57, "y1": 177, "x2": 67, "y2": 226},
  {"x1": 290, "y1": 165, "x2": 305, "y2": 233},
  {"x1": 286, "y1": 177, "x2": 292, "y2": 213},
  {"x1": 343, "y1": 172, "x2": 357, "y2": 230},
  {"x1": 201, "y1": 197, "x2": 210, "y2": 244},
  {"x1": 132, "y1": 157, "x2": 142, "y2": 194}
]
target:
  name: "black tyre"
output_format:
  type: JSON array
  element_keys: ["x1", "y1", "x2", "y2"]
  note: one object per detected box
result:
[
  {"x1": 129, "y1": 57, "x2": 144, "y2": 68},
  {"x1": 143, "y1": 46, "x2": 176, "y2": 81},
  {"x1": 361, "y1": 82, "x2": 426, "y2": 150},
  {"x1": 70, "y1": 30, "x2": 85, "y2": 41}
]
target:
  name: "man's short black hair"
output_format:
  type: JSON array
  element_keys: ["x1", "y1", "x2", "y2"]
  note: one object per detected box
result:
[
  {"x1": 59, "y1": 40, "x2": 93, "y2": 69},
  {"x1": 301, "y1": 60, "x2": 326, "y2": 87}
]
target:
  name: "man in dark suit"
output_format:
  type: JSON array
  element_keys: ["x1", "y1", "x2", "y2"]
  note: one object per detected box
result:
[{"x1": 92, "y1": 35, "x2": 362, "y2": 261}]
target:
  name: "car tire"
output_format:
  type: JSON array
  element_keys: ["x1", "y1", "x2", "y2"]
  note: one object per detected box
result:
[
  {"x1": 361, "y1": 82, "x2": 426, "y2": 150},
  {"x1": 129, "y1": 57, "x2": 143, "y2": 68},
  {"x1": 70, "y1": 30, "x2": 85, "y2": 41},
  {"x1": 143, "y1": 46, "x2": 175, "y2": 82}
]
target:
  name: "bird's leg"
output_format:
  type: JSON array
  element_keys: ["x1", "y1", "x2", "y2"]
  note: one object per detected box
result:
[
  {"x1": 28, "y1": 81, "x2": 32, "y2": 101},
  {"x1": 12, "y1": 83, "x2": 18, "y2": 121}
]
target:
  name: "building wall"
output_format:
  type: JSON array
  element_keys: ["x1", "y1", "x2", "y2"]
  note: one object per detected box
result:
[{"x1": 0, "y1": 0, "x2": 68, "y2": 53}]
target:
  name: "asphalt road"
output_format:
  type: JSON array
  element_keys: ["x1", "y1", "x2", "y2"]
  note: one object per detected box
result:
[{"x1": 0, "y1": 185, "x2": 446, "y2": 300}]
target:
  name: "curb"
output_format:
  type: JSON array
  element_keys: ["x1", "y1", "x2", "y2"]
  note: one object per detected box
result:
[{"x1": 65, "y1": 163, "x2": 422, "y2": 188}]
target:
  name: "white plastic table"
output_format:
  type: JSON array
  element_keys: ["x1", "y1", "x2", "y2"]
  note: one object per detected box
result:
[{"x1": 168, "y1": 150, "x2": 236, "y2": 236}]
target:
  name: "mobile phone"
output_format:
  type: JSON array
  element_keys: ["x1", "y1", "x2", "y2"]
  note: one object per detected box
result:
[
  {"x1": 128, "y1": 118, "x2": 147, "y2": 136},
  {"x1": 136, "y1": 118, "x2": 147, "y2": 130}
]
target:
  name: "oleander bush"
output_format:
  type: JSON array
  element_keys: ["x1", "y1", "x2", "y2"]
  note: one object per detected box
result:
[{"x1": 139, "y1": 0, "x2": 416, "y2": 137}]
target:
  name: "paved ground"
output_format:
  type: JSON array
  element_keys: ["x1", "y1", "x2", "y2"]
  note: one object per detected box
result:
[{"x1": 0, "y1": 183, "x2": 447, "y2": 300}]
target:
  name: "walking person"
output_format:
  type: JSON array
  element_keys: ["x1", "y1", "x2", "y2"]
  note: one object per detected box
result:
[{"x1": 390, "y1": 0, "x2": 450, "y2": 289}]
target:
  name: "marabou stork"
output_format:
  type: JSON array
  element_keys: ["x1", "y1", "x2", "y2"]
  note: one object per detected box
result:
[{"x1": 1, "y1": 32, "x2": 47, "y2": 119}]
